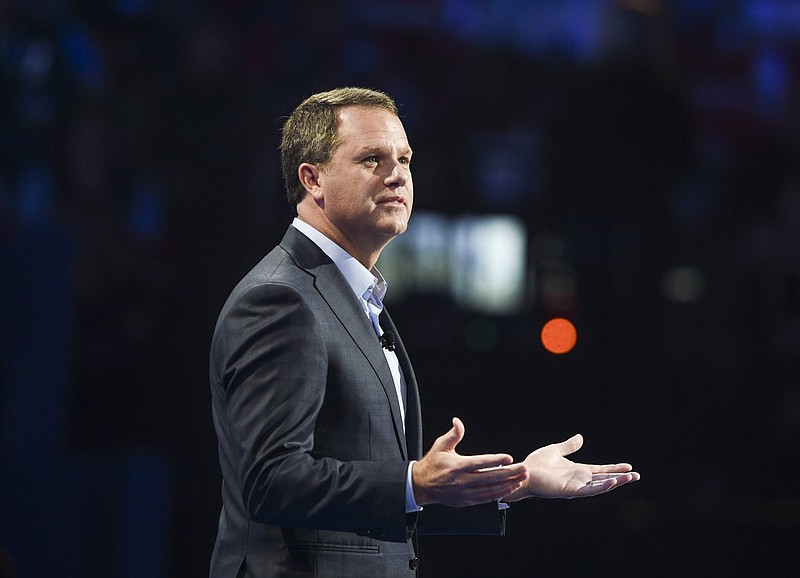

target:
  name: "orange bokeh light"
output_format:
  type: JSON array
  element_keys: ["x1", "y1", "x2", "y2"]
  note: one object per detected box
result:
[{"x1": 541, "y1": 318, "x2": 577, "y2": 354}]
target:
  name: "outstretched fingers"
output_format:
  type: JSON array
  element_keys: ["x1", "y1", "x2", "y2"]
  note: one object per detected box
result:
[
  {"x1": 575, "y1": 472, "x2": 640, "y2": 497},
  {"x1": 569, "y1": 462, "x2": 636, "y2": 474},
  {"x1": 592, "y1": 463, "x2": 635, "y2": 473},
  {"x1": 459, "y1": 462, "x2": 529, "y2": 504},
  {"x1": 414, "y1": 417, "x2": 529, "y2": 506}
]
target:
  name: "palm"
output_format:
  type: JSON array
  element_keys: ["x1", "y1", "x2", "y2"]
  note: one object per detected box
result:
[
  {"x1": 503, "y1": 434, "x2": 640, "y2": 502},
  {"x1": 523, "y1": 443, "x2": 593, "y2": 498}
]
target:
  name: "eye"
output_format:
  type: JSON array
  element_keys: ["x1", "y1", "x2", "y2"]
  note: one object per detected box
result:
[
  {"x1": 399, "y1": 156, "x2": 411, "y2": 166},
  {"x1": 364, "y1": 155, "x2": 380, "y2": 164}
]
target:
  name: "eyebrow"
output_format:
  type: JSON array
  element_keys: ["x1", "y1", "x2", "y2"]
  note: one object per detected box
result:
[{"x1": 355, "y1": 144, "x2": 413, "y2": 158}]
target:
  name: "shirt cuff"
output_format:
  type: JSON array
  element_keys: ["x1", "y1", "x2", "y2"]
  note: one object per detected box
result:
[{"x1": 405, "y1": 461, "x2": 422, "y2": 513}]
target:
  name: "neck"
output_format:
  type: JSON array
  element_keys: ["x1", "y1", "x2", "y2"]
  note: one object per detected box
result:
[{"x1": 295, "y1": 212, "x2": 386, "y2": 270}]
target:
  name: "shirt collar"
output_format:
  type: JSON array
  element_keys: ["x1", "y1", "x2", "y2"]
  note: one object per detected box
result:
[{"x1": 292, "y1": 217, "x2": 387, "y2": 304}]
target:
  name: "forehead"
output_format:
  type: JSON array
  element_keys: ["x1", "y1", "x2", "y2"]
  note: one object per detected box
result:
[{"x1": 335, "y1": 106, "x2": 409, "y2": 149}]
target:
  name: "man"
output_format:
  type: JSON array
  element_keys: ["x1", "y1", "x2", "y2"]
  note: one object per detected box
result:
[{"x1": 209, "y1": 87, "x2": 639, "y2": 577}]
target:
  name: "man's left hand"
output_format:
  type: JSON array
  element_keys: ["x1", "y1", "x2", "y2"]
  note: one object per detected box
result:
[{"x1": 501, "y1": 434, "x2": 640, "y2": 502}]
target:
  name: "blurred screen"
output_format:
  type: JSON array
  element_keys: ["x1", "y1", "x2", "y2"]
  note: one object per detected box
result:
[{"x1": 380, "y1": 211, "x2": 527, "y2": 315}]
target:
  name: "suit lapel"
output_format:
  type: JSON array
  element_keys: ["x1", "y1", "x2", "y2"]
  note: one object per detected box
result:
[
  {"x1": 281, "y1": 228, "x2": 409, "y2": 460},
  {"x1": 382, "y1": 309, "x2": 422, "y2": 460}
]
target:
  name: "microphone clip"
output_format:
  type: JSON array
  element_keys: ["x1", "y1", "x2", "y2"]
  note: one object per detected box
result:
[{"x1": 379, "y1": 331, "x2": 396, "y2": 351}]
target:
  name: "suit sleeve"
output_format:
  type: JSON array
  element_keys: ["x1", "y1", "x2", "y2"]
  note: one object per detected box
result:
[
  {"x1": 211, "y1": 281, "x2": 410, "y2": 542},
  {"x1": 415, "y1": 503, "x2": 506, "y2": 536}
]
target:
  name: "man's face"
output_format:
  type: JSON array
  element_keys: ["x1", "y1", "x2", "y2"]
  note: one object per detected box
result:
[{"x1": 316, "y1": 106, "x2": 413, "y2": 252}]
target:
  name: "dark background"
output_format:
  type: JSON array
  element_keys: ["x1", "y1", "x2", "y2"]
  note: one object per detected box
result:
[{"x1": 2, "y1": 1, "x2": 799, "y2": 576}]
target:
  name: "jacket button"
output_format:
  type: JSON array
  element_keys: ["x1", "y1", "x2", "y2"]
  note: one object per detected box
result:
[{"x1": 409, "y1": 557, "x2": 419, "y2": 570}]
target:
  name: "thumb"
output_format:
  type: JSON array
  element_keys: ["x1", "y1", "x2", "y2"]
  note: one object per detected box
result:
[
  {"x1": 432, "y1": 417, "x2": 465, "y2": 453},
  {"x1": 558, "y1": 433, "x2": 584, "y2": 457}
]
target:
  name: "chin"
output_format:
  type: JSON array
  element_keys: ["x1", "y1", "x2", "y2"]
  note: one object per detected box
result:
[
  {"x1": 376, "y1": 216, "x2": 409, "y2": 236},
  {"x1": 390, "y1": 222, "x2": 409, "y2": 236}
]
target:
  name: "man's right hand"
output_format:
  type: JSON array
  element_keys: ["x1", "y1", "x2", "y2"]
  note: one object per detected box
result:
[{"x1": 411, "y1": 417, "x2": 528, "y2": 507}]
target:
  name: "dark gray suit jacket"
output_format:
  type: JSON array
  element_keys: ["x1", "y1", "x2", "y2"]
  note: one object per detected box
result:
[{"x1": 209, "y1": 227, "x2": 504, "y2": 577}]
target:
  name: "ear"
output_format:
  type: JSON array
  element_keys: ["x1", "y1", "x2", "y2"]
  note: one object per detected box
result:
[{"x1": 298, "y1": 163, "x2": 323, "y2": 198}]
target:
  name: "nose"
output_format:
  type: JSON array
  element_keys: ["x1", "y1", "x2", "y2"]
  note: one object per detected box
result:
[{"x1": 384, "y1": 161, "x2": 409, "y2": 189}]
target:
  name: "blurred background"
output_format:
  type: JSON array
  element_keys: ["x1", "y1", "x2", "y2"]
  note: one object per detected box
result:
[{"x1": 1, "y1": 0, "x2": 798, "y2": 576}]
